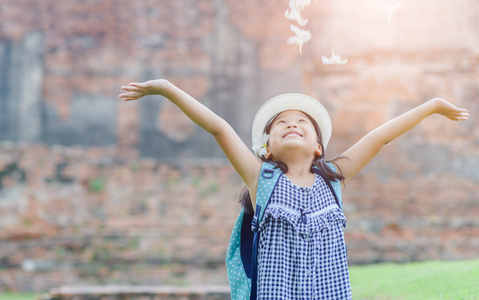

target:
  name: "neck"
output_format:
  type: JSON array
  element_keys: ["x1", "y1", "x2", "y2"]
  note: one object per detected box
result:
[
  {"x1": 274, "y1": 153, "x2": 315, "y2": 176},
  {"x1": 279, "y1": 156, "x2": 316, "y2": 187},
  {"x1": 286, "y1": 161, "x2": 313, "y2": 177}
]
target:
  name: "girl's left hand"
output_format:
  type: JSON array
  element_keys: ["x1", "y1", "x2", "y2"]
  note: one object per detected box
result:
[{"x1": 431, "y1": 98, "x2": 470, "y2": 121}]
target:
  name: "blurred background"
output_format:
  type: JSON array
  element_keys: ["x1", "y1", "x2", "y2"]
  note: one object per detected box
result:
[{"x1": 0, "y1": 0, "x2": 478, "y2": 295}]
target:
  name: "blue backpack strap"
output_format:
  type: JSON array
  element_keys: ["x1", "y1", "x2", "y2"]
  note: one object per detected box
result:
[
  {"x1": 250, "y1": 161, "x2": 282, "y2": 300},
  {"x1": 251, "y1": 161, "x2": 282, "y2": 230}
]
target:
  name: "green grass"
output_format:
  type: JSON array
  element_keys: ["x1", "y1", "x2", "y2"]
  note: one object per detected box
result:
[
  {"x1": 350, "y1": 259, "x2": 479, "y2": 300},
  {"x1": 0, "y1": 293, "x2": 35, "y2": 300}
]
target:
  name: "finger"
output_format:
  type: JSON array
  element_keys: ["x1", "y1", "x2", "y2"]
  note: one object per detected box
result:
[
  {"x1": 455, "y1": 108, "x2": 468, "y2": 113},
  {"x1": 118, "y1": 92, "x2": 140, "y2": 100},
  {"x1": 121, "y1": 85, "x2": 141, "y2": 92},
  {"x1": 456, "y1": 112, "x2": 470, "y2": 119},
  {"x1": 123, "y1": 96, "x2": 140, "y2": 101},
  {"x1": 125, "y1": 91, "x2": 140, "y2": 97},
  {"x1": 118, "y1": 92, "x2": 133, "y2": 98},
  {"x1": 452, "y1": 115, "x2": 469, "y2": 121},
  {"x1": 452, "y1": 109, "x2": 468, "y2": 115},
  {"x1": 129, "y1": 82, "x2": 146, "y2": 88}
]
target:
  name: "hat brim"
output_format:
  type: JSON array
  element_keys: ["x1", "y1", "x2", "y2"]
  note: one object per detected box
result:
[{"x1": 252, "y1": 93, "x2": 332, "y2": 155}]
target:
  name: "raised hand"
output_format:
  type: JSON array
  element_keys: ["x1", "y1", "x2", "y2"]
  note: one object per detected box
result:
[
  {"x1": 431, "y1": 98, "x2": 470, "y2": 121},
  {"x1": 118, "y1": 79, "x2": 169, "y2": 102},
  {"x1": 337, "y1": 97, "x2": 469, "y2": 183},
  {"x1": 118, "y1": 78, "x2": 261, "y2": 194}
]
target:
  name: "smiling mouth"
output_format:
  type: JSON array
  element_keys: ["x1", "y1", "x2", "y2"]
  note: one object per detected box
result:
[{"x1": 282, "y1": 131, "x2": 303, "y2": 138}]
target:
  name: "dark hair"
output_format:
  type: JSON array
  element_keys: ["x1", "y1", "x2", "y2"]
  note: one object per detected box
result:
[{"x1": 240, "y1": 111, "x2": 347, "y2": 215}]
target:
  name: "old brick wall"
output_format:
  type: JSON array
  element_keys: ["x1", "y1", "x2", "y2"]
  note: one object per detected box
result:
[{"x1": 0, "y1": 0, "x2": 478, "y2": 293}]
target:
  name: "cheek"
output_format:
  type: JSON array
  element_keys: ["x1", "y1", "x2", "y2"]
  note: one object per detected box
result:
[
  {"x1": 306, "y1": 129, "x2": 320, "y2": 146},
  {"x1": 267, "y1": 127, "x2": 281, "y2": 149}
]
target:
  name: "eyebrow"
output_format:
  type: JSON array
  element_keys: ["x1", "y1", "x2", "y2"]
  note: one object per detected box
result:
[{"x1": 275, "y1": 111, "x2": 309, "y2": 121}]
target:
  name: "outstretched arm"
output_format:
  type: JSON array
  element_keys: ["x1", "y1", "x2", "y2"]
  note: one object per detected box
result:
[
  {"x1": 336, "y1": 98, "x2": 469, "y2": 183},
  {"x1": 119, "y1": 80, "x2": 261, "y2": 190}
]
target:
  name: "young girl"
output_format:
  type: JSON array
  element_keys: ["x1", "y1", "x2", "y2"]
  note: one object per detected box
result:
[{"x1": 119, "y1": 79, "x2": 469, "y2": 299}]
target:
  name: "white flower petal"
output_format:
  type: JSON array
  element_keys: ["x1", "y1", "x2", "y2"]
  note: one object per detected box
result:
[
  {"x1": 252, "y1": 137, "x2": 261, "y2": 146},
  {"x1": 285, "y1": 1, "x2": 313, "y2": 53},
  {"x1": 385, "y1": 2, "x2": 402, "y2": 24},
  {"x1": 285, "y1": 8, "x2": 308, "y2": 26},
  {"x1": 258, "y1": 148, "x2": 268, "y2": 158},
  {"x1": 296, "y1": 0, "x2": 312, "y2": 9},
  {"x1": 322, "y1": 50, "x2": 348, "y2": 65},
  {"x1": 260, "y1": 133, "x2": 269, "y2": 146},
  {"x1": 252, "y1": 134, "x2": 269, "y2": 156},
  {"x1": 289, "y1": 24, "x2": 310, "y2": 37}
]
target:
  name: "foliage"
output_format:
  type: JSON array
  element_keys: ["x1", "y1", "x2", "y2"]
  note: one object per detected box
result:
[{"x1": 88, "y1": 177, "x2": 105, "y2": 193}]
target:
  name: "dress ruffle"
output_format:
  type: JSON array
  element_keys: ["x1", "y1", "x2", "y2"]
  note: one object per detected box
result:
[{"x1": 260, "y1": 204, "x2": 346, "y2": 235}]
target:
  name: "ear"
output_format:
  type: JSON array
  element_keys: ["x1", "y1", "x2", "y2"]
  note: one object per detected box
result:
[
  {"x1": 265, "y1": 151, "x2": 272, "y2": 159},
  {"x1": 314, "y1": 145, "x2": 322, "y2": 157},
  {"x1": 264, "y1": 146, "x2": 272, "y2": 159}
]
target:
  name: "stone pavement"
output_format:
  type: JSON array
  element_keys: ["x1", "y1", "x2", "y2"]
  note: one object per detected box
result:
[{"x1": 41, "y1": 285, "x2": 231, "y2": 300}]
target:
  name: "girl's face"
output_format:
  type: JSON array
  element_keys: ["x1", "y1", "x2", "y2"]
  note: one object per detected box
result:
[{"x1": 267, "y1": 110, "x2": 320, "y2": 159}]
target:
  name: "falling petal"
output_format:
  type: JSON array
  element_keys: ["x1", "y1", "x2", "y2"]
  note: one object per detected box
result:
[
  {"x1": 385, "y1": 2, "x2": 402, "y2": 24},
  {"x1": 285, "y1": 8, "x2": 308, "y2": 26},
  {"x1": 287, "y1": 29, "x2": 311, "y2": 54},
  {"x1": 290, "y1": 24, "x2": 310, "y2": 36},
  {"x1": 285, "y1": 0, "x2": 314, "y2": 54},
  {"x1": 322, "y1": 48, "x2": 347, "y2": 65},
  {"x1": 296, "y1": 0, "x2": 312, "y2": 9}
]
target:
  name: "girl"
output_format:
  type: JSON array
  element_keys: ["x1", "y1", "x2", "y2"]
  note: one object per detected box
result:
[{"x1": 119, "y1": 79, "x2": 469, "y2": 299}]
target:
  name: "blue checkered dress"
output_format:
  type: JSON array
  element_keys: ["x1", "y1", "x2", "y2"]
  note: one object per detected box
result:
[{"x1": 258, "y1": 173, "x2": 352, "y2": 299}]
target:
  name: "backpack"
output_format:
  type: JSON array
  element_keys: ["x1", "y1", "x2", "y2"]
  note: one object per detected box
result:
[{"x1": 226, "y1": 161, "x2": 343, "y2": 300}]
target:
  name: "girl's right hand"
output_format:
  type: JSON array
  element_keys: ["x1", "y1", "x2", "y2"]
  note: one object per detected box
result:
[{"x1": 119, "y1": 79, "x2": 169, "y2": 102}]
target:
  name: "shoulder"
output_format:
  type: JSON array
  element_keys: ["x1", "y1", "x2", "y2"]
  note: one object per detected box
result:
[{"x1": 250, "y1": 161, "x2": 283, "y2": 203}]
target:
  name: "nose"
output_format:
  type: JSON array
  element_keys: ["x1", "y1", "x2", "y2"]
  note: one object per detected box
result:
[{"x1": 287, "y1": 121, "x2": 298, "y2": 128}]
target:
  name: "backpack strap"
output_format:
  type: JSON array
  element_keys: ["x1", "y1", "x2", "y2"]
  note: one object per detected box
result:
[
  {"x1": 250, "y1": 161, "x2": 282, "y2": 300},
  {"x1": 251, "y1": 161, "x2": 283, "y2": 231}
]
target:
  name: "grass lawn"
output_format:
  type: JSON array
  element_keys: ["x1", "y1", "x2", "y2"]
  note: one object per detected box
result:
[
  {"x1": 0, "y1": 293, "x2": 35, "y2": 300},
  {"x1": 350, "y1": 259, "x2": 479, "y2": 300}
]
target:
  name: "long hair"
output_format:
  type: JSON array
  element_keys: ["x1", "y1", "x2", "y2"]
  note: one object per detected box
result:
[{"x1": 240, "y1": 111, "x2": 346, "y2": 215}]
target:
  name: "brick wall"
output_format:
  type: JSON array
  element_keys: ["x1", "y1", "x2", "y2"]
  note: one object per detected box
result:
[{"x1": 0, "y1": 0, "x2": 478, "y2": 293}]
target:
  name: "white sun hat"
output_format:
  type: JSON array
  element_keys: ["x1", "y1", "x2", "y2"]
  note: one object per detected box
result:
[{"x1": 251, "y1": 93, "x2": 332, "y2": 157}]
